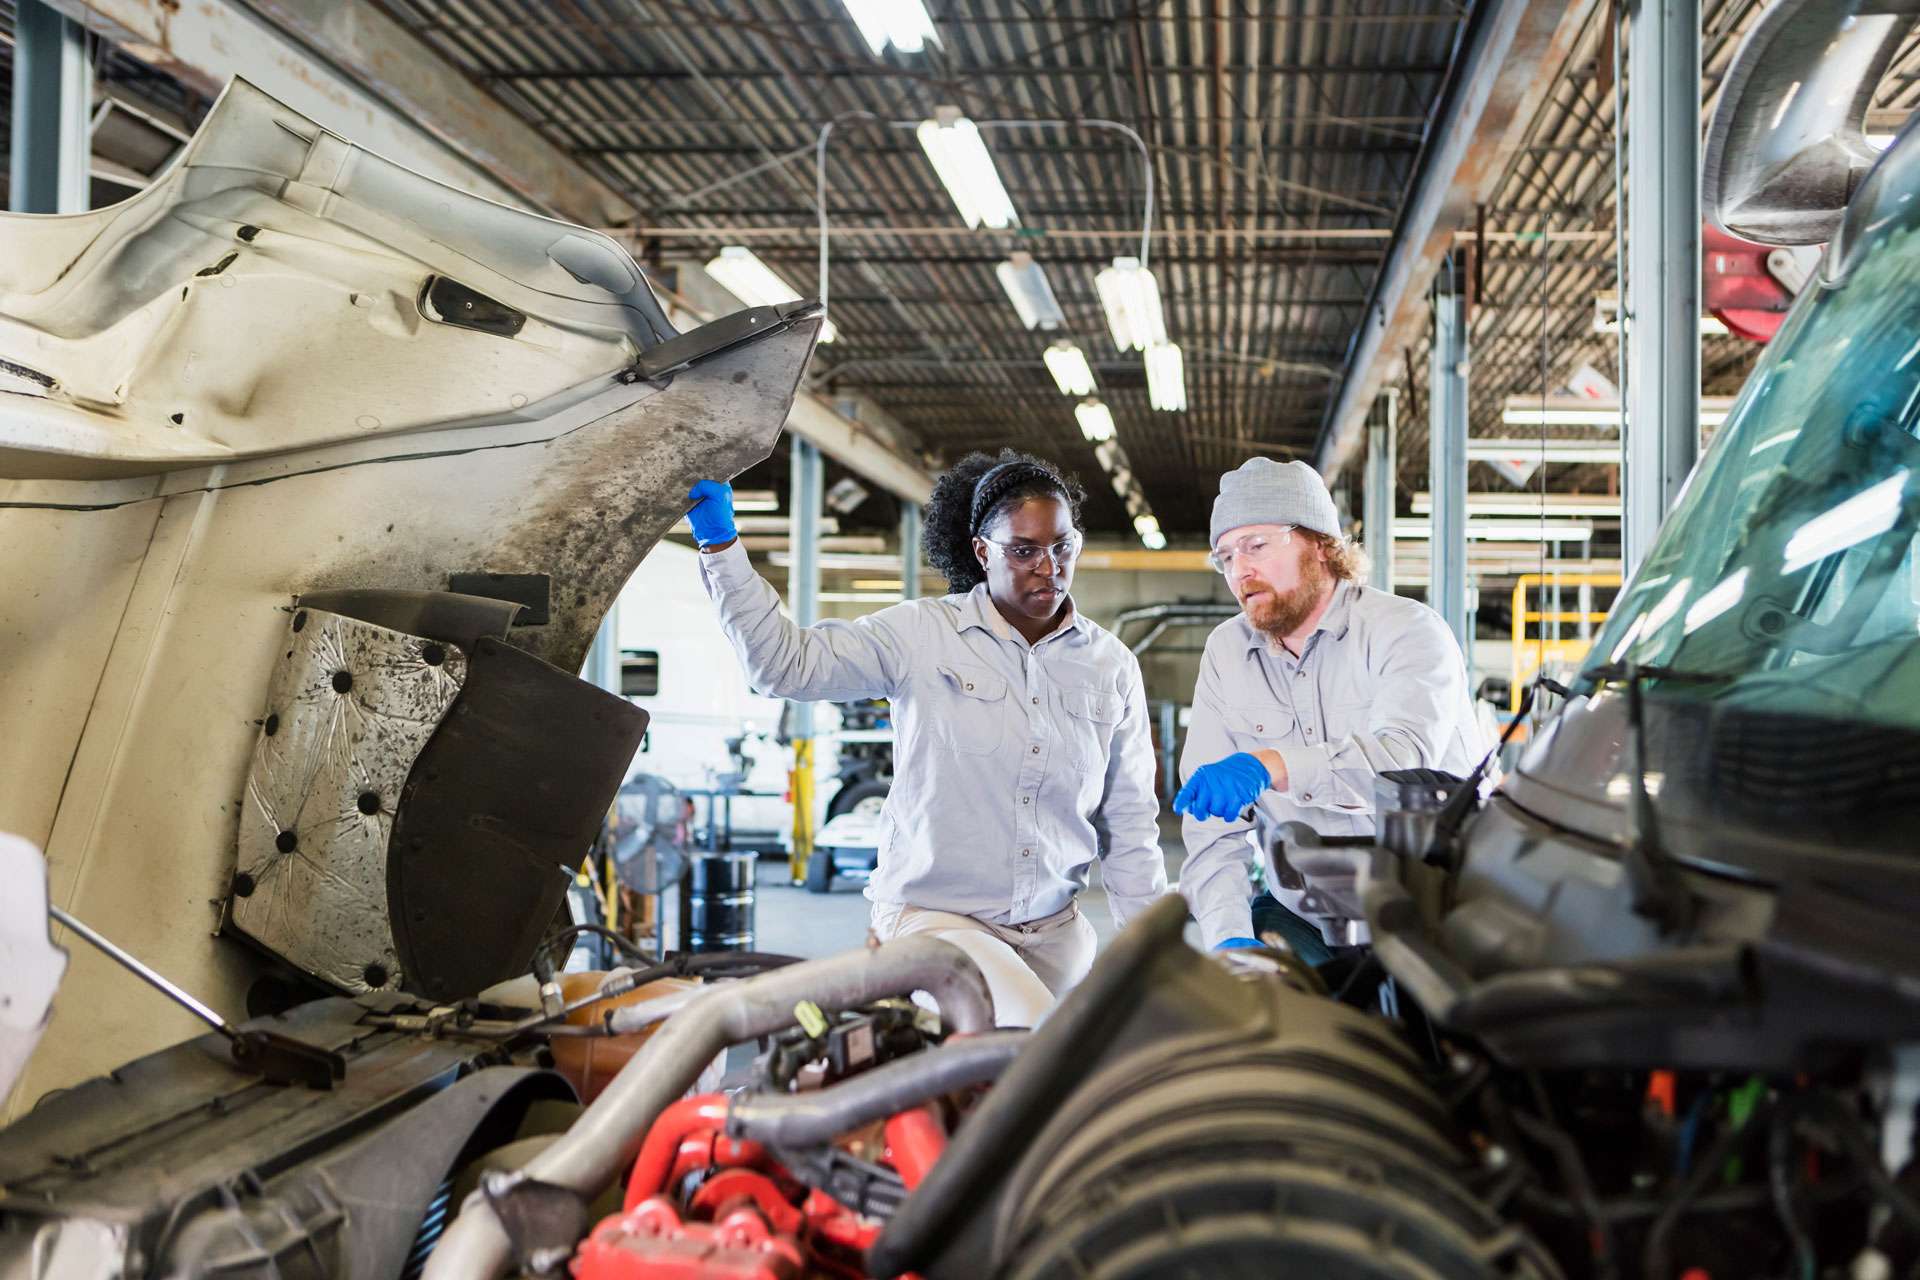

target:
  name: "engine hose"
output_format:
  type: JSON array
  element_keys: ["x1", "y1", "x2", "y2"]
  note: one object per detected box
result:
[
  {"x1": 725, "y1": 1031, "x2": 1030, "y2": 1148},
  {"x1": 423, "y1": 935, "x2": 993, "y2": 1280}
]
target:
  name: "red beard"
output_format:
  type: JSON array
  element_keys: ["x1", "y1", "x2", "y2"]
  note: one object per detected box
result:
[{"x1": 1241, "y1": 552, "x2": 1332, "y2": 638}]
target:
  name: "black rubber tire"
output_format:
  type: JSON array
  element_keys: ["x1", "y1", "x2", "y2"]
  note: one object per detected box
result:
[
  {"x1": 826, "y1": 776, "x2": 891, "y2": 820},
  {"x1": 804, "y1": 847, "x2": 835, "y2": 893}
]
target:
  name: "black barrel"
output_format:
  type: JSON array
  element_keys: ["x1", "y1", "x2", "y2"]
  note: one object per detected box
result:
[{"x1": 687, "y1": 851, "x2": 756, "y2": 952}]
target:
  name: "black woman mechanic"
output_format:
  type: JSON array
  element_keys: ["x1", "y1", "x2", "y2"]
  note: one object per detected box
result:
[{"x1": 683, "y1": 450, "x2": 1168, "y2": 1027}]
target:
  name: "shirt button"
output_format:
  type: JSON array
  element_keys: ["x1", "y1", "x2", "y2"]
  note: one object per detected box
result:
[
  {"x1": 1032, "y1": 697, "x2": 1039, "y2": 705},
  {"x1": 1254, "y1": 723, "x2": 1263, "y2": 732},
  {"x1": 965, "y1": 682, "x2": 974, "y2": 692},
  {"x1": 1022, "y1": 849, "x2": 1031, "y2": 857},
  {"x1": 1297, "y1": 671, "x2": 1306, "y2": 679},
  {"x1": 1031, "y1": 744, "x2": 1040, "y2": 754},
  {"x1": 1305, "y1": 727, "x2": 1314, "y2": 737},
  {"x1": 1022, "y1": 796, "x2": 1030, "y2": 805},
  {"x1": 1302, "y1": 792, "x2": 1313, "y2": 801}
]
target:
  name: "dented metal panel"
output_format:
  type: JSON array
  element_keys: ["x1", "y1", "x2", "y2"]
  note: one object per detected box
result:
[{"x1": 232, "y1": 609, "x2": 464, "y2": 994}]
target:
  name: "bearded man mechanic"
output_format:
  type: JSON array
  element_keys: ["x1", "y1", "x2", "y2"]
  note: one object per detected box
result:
[{"x1": 1175, "y1": 458, "x2": 1485, "y2": 960}]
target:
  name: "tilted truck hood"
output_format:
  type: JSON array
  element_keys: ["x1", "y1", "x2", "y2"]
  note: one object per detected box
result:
[{"x1": 0, "y1": 79, "x2": 818, "y2": 1113}]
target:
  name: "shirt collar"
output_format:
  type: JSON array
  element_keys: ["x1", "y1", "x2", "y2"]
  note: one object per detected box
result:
[{"x1": 957, "y1": 583, "x2": 1087, "y2": 646}]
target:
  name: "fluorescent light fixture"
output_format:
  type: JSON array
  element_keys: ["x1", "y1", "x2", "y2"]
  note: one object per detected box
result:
[
  {"x1": 851, "y1": 578, "x2": 905, "y2": 590},
  {"x1": 1501, "y1": 395, "x2": 1734, "y2": 428},
  {"x1": 917, "y1": 110, "x2": 1017, "y2": 230},
  {"x1": 838, "y1": 0, "x2": 937, "y2": 56},
  {"x1": 1783, "y1": 470, "x2": 1909, "y2": 572},
  {"x1": 1044, "y1": 341, "x2": 1096, "y2": 396},
  {"x1": 674, "y1": 514, "x2": 841, "y2": 535},
  {"x1": 1133, "y1": 512, "x2": 1166, "y2": 549},
  {"x1": 1467, "y1": 438, "x2": 1623, "y2": 465},
  {"x1": 705, "y1": 246, "x2": 837, "y2": 342},
  {"x1": 1393, "y1": 519, "x2": 1595, "y2": 543},
  {"x1": 995, "y1": 252, "x2": 1064, "y2": 330},
  {"x1": 1141, "y1": 529, "x2": 1168, "y2": 550},
  {"x1": 733, "y1": 489, "x2": 780, "y2": 513},
  {"x1": 1093, "y1": 256, "x2": 1166, "y2": 352},
  {"x1": 1145, "y1": 342, "x2": 1186, "y2": 411},
  {"x1": 1109, "y1": 469, "x2": 1132, "y2": 499},
  {"x1": 1683, "y1": 568, "x2": 1749, "y2": 634},
  {"x1": 769, "y1": 551, "x2": 902, "y2": 570},
  {"x1": 820, "y1": 592, "x2": 907, "y2": 603},
  {"x1": 1094, "y1": 439, "x2": 1129, "y2": 475},
  {"x1": 1075, "y1": 398, "x2": 1116, "y2": 443},
  {"x1": 1412, "y1": 492, "x2": 1621, "y2": 517}
]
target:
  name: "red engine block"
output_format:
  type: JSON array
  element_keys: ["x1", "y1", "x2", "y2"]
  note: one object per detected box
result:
[{"x1": 571, "y1": 1094, "x2": 942, "y2": 1280}]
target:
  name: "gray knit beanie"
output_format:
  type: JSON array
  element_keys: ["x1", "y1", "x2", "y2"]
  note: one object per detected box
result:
[{"x1": 1209, "y1": 458, "x2": 1342, "y2": 547}]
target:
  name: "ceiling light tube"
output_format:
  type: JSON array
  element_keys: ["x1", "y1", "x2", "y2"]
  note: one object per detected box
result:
[
  {"x1": 995, "y1": 252, "x2": 1065, "y2": 330},
  {"x1": 1393, "y1": 519, "x2": 1595, "y2": 542},
  {"x1": 1145, "y1": 341, "x2": 1186, "y2": 411},
  {"x1": 1093, "y1": 256, "x2": 1166, "y2": 352},
  {"x1": 1044, "y1": 341, "x2": 1096, "y2": 396},
  {"x1": 916, "y1": 109, "x2": 1017, "y2": 230},
  {"x1": 839, "y1": 0, "x2": 937, "y2": 56},
  {"x1": 705, "y1": 246, "x2": 837, "y2": 342},
  {"x1": 1500, "y1": 395, "x2": 1734, "y2": 427},
  {"x1": 1466, "y1": 438, "x2": 1623, "y2": 465},
  {"x1": 1412, "y1": 492, "x2": 1622, "y2": 516},
  {"x1": 1075, "y1": 398, "x2": 1116, "y2": 443}
]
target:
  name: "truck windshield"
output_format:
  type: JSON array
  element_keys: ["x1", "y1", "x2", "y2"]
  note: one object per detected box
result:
[{"x1": 1579, "y1": 123, "x2": 1920, "y2": 733}]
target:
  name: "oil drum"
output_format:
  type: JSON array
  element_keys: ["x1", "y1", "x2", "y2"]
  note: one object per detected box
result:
[{"x1": 687, "y1": 851, "x2": 756, "y2": 952}]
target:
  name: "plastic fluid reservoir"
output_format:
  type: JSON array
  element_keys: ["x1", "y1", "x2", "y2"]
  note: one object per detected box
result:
[{"x1": 548, "y1": 971, "x2": 704, "y2": 1103}]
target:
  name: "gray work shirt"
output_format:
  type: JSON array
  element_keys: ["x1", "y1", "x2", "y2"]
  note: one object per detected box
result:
[
  {"x1": 1179, "y1": 579, "x2": 1486, "y2": 947},
  {"x1": 698, "y1": 541, "x2": 1167, "y2": 929}
]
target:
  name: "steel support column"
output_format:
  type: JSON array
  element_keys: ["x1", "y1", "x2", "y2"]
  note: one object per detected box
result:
[
  {"x1": 1624, "y1": 0, "x2": 1701, "y2": 574},
  {"x1": 10, "y1": 0, "x2": 92, "y2": 215},
  {"x1": 898, "y1": 501, "x2": 922, "y2": 601},
  {"x1": 788, "y1": 437, "x2": 823, "y2": 882},
  {"x1": 1430, "y1": 282, "x2": 1470, "y2": 649},
  {"x1": 1364, "y1": 390, "x2": 1399, "y2": 592}
]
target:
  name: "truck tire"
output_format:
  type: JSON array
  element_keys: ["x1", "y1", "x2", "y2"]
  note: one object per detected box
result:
[{"x1": 804, "y1": 848, "x2": 834, "y2": 894}]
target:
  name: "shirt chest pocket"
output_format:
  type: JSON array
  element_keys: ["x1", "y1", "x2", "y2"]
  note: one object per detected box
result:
[
  {"x1": 1060, "y1": 685, "x2": 1123, "y2": 768},
  {"x1": 929, "y1": 663, "x2": 1008, "y2": 756},
  {"x1": 1224, "y1": 704, "x2": 1293, "y2": 746}
]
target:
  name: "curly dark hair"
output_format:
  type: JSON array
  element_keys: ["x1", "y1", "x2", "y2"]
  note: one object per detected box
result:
[{"x1": 922, "y1": 449, "x2": 1086, "y2": 593}]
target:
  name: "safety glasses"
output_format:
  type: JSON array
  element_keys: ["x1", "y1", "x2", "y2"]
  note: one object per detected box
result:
[
  {"x1": 981, "y1": 532, "x2": 1083, "y2": 570},
  {"x1": 1207, "y1": 525, "x2": 1296, "y2": 575}
]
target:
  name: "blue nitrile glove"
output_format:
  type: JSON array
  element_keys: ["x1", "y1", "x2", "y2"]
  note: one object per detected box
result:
[
  {"x1": 686, "y1": 480, "x2": 737, "y2": 546},
  {"x1": 1214, "y1": 937, "x2": 1262, "y2": 951},
  {"x1": 1172, "y1": 752, "x2": 1272, "y2": 821}
]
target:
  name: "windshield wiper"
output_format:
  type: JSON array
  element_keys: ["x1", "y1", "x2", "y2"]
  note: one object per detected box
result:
[
  {"x1": 1582, "y1": 660, "x2": 1734, "y2": 687},
  {"x1": 1593, "y1": 662, "x2": 1699, "y2": 936}
]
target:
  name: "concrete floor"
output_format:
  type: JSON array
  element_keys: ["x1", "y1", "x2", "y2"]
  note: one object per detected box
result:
[{"x1": 752, "y1": 816, "x2": 1196, "y2": 960}]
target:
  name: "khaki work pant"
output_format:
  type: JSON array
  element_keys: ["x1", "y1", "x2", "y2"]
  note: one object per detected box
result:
[{"x1": 869, "y1": 898, "x2": 1098, "y2": 1029}]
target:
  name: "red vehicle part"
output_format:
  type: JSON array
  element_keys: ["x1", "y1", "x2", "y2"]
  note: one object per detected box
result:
[
  {"x1": 572, "y1": 1197, "x2": 808, "y2": 1280},
  {"x1": 1703, "y1": 223, "x2": 1798, "y2": 342},
  {"x1": 883, "y1": 1105, "x2": 947, "y2": 1190},
  {"x1": 625, "y1": 1095, "x2": 771, "y2": 1212},
  {"x1": 578, "y1": 1093, "x2": 937, "y2": 1278}
]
